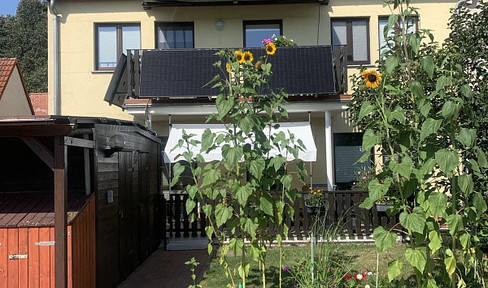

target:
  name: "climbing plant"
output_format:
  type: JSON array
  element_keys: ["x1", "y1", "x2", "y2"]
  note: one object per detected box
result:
[
  {"x1": 349, "y1": 0, "x2": 488, "y2": 287},
  {"x1": 172, "y1": 45, "x2": 307, "y2": 288}
]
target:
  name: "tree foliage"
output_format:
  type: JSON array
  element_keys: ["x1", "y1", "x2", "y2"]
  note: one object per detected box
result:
[
  {"x1": 0, "y1": 0, "x2": 47, "y2": 93},
  {"x1": 349, "y1": 0, "x2": 488, "y2": 286}
]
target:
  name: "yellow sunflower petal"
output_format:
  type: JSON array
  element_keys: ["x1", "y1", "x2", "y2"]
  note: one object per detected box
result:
[{"x1": 266, "y1": 43, "x2": 276, "y2": 55}]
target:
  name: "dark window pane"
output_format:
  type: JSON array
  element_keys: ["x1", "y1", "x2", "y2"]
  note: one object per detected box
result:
[{"x1": 157, "y1": 22, "x2": 194, "y2": 49}]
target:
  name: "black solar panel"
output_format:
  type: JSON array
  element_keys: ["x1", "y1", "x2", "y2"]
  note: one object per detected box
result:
[{"x1": 139, "y1": 46, "x2": 337, "y2": 98}]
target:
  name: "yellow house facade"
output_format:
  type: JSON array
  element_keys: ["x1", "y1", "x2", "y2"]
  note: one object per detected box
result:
[{"x1": 48, "y1": 0, "x2": 457, "y2": 190}]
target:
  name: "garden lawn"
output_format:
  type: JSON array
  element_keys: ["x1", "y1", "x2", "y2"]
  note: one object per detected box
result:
[{"x1": 199, "y1": 243, "x2": 409, "y2": 288}]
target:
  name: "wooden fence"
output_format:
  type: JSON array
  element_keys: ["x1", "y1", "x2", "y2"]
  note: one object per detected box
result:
[{"x1": 162, "y1": 190, "x2": 398, "y2": 243}]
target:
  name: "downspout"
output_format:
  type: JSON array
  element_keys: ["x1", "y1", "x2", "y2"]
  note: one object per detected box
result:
[{"x1": 49, "y1": 0, "x2": 61, "y2": 115}]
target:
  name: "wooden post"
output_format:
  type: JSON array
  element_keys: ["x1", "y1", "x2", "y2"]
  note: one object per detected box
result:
[{"x1": 54, "y1": 136, "x2": 67, "y2": 288}]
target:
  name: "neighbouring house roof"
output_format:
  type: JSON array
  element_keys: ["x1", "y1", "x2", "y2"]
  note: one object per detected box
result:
[
  {"x1": 29, "y1": 93, "x2": 49, "y2": 115},
  {"x1": 0, "y1": 58, "x2": 34, "y2": 115}
]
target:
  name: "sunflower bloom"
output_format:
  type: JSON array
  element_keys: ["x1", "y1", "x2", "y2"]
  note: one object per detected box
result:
[
  {"x1": 362, "y1": 70, "x2": 382, "y2": 88},
  {"x1": 255, "y1": 60, "x2": 263, "y2": 71},
  {"x1": 243, "y1": 51, "x2": 253, "y2": 63},
  {"x1": 235, "y1": 50, "x2": 245, "y2": 64},
  {"x1": 226, "y1": 62, "x2": 231, "y2": 72},
  {"x1": 266, "y1": 42, "x2": 276, "y2": 55}
]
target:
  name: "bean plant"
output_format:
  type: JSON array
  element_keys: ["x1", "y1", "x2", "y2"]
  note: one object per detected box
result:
[
  {"x1": 349, "y1": 0, "x2": 488, "y2": 287},
  {"x1": 171, "y1": 46, "x2": 307, "y2": 288}
]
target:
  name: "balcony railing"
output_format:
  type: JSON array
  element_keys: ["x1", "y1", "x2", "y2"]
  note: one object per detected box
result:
[{"x1": 105, "y1": 46, "x2": 347, "y2": 107}]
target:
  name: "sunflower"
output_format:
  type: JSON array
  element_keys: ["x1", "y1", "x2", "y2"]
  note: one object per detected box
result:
[
  {"x1": 235, "y1": 50, "x2": 245, "y2": 64},
  {"x1": 243, "y1": 51, "x2": 254, "y2": 63},
  {"x1": 362, "y1": 70, "x2": 382, "y2": 89},
  {"x1": 255, "y1": 60, "x2": 263, "y2": 71},
  {"x1": 226, "y1": 62, "x2": 231, "y2": 72},
  {"x1": 265, "y1": 42, "x2": 276, "y2": 55}
]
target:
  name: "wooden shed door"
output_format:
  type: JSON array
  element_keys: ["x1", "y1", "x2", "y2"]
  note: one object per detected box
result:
[
  {"x1": 119, "y1": 151, "x2": 140, "y2": 278},
  {"x1": 138, "y1": 152, "x2": 151, "y2": 260}
]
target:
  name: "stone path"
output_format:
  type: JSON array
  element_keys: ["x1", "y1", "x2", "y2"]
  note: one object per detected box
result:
[{"x1": 118, "y1": 249, "x2": 212, "y2": 288}]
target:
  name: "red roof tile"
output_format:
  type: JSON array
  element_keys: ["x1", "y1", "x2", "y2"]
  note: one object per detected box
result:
[
  {"x1": 29, "y1": 93, "x2": 48, "y2": 115},
  {"x1": 0, "y1": 58, "x2": 17, "y2": 98}
]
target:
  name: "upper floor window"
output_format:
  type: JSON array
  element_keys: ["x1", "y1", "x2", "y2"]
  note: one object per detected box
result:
[
  {"x1": 243, "y1": 20, "x2": 282, "y2": 48},
  {"x1": 378, "y1": 16, "x2": 418, "y2": 56},
  {"x1": 157, "y1": 22, "x2": 194, "y2": 49},
  {"x1": 331, "y1": 18, "x2": 370, "y2": 65},
  {"x1": 95, "y1": 23, "x2": 140, "y2": 70}
]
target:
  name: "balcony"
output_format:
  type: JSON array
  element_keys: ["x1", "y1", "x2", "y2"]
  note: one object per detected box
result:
[{"x1": 105, "y1": 45, "x2": 347, "y2": 108}]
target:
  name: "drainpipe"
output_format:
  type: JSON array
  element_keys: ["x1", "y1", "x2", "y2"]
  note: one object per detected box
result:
[{"x1": 49, "y1": 0, "x2": 61, "y2": 115}]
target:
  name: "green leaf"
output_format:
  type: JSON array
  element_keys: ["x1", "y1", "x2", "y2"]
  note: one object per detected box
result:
[
  {"x1": 201, "y1": 128, "x2": 215, "y2": 152},
  {"x1": 388, "y1": 260, "x2": 403, "y2": 282},
  {"x1": 435, "y1": 149, "x2": 459, "y2": 175},
  {"x1": 420, "y1": 118, "x2": 442, "y2": 141},
  {"x1": 215, "y1": 204, "x2": 233, "y2": 227},
  {"x1": 216, "y1": 96, "x2": 233, "y2": 119},
  {"x1": 441, "y1": 101, "x2": 459, "y2": 120},
  {"x1": 473, "y1": 192, "x2": 487, "y2": 217},
  {"x1": 410, "y1": 81, "x2": 424, "y2": 98},
  {"x1": 399, "y1": 207, "x2": 426, "y2": 234},
  {"x1": 368, "y1": 178, "x2": 393, "y2": 202},
  {"x1": 419, "y1": 101, "x2": 432, "y2": 117},
  {"x1": 444, "y1": 255, "x2": 456, "y2": 276},
  {"x1": 421, "y1": 56, "x2": 434, "y2": 79},
  {"x1": 408, "y1": 33, "x2": 421, "y2": 54},
  {"x1": 405, "y1": 248, "x2": 427, "y2": 273},
  {"x1": 428, "y1": 230, "x2": 442, "y2": 253},
  {"x1": 388, "y1": 106, "x2": 406, "y2": 124},
  {"x1": 249, "y1": 158, "x2": 265, "y2": 180},
  {"x1": 477, "y1": 149, "x2": 488, "y2": 168},
  {"x1": 373, "y1": 226, "x2": 397, "y2": 253},
  {"x1": 456, "y1": 128, "x2": 476, "y2": 148},
  {"x1": 426, "y1": 278, "x2": 439, "y2": 288},
  {"x1": 446, "y1": 214, "x2": 464, "y2": 236},
  {"x1": 389, "y1": 156, "x2": 413, "y2": 179},
  {"x1": 457, "y1": 174, "x2": 473, "y2": 195},
  {"x1": 359, "y1": 197, "x2": 376, "y2": 209},
  {"x1": 436, "y1": 75, "x2": 451, "y2": 92},
  {"x1": 223, "y1": 146, "x2": 243, "y2": 168},
  {"x1": 385, "y1": 56, "x2": 400, "y2": 74},
  {"x1": 281, "y1": 174, "x2": 293, "y2": 190},
  {"x1": 238, "y1": 262, "x2": 251, "y2": 279},
  {"x1": 269, "y1": 156, "x2": 287, "y2": 172},
  {"x1": 362, "y1": 129, "x2": 380, "y2": 151},
  {"x1": 459, "y1": 232, "x2": 470, "y2": 249},
  {"x1": 236, "y1": 184, "x2": 253, "y2": 207},
  {"x1": 186, "y1": 199, "x2": 196, "y2": 214},
  {"x1": 242, "y1": 218, "x2": 258, "y2": 239},
  {"x1": 358, "y1": 101, "x2": 375, "y2": 121},
  {"x1": 427, "y1": 192, "x2": 447, "y2": 218},
  {"x1": 259, "y1": 195, "x2": 274, "y2": 217},
  {"x1": 171, "y1": 162, "x2": 186, "y2": 186},
  {"x1": 202, "y1": 168, "x2": 221, "y2": 187}
]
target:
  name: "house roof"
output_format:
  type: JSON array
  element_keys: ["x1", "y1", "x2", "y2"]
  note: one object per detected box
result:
[
  {"x1": 0, "y1": 58, "x2": 34, "y2": 114},
  {"x1": 29, "y1": 93, "x2": 49, "y2": 115}
]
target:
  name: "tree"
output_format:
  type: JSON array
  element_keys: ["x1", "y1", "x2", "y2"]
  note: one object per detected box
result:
[{"x1": 0, "y1": 0, "x2": 47, "y2": 93}]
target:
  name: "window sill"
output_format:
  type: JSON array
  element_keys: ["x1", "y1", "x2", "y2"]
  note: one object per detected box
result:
[
  {"x1": 347, "y1": 64, "x2": 376, "y2": 68},
  {"x1": 91, "y1": 70, "x2": 115, "y2": 74}
]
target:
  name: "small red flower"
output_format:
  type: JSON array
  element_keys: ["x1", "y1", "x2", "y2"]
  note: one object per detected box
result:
[{"x1": 343, "y1": 273, "x2": 352, "y2": 281}]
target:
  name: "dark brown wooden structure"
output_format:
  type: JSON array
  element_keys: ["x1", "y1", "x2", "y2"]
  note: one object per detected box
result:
[
  {"x1": 0, "y1": 116, "x2": 161, "y2": 288},
  {"x1": 164, "y1": 190, "x2": 398, "y2": 243}
]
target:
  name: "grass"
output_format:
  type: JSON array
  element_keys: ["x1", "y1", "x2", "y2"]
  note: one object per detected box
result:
[{"x1": 199, "y1": 243, "x2": 409, "y2": 288}]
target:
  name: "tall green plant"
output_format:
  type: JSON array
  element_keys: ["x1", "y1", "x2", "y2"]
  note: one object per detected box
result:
[
  {"x1": 172, "y1": 46, "x2": 307, "y2": 288},
  {"x1": 349, "y1": 0, "x2": 488, "y2": 287}
]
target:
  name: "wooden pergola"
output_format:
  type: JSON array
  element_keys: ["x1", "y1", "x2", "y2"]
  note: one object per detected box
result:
[{"x1": 0, "y1": 116, "x2": 95, "y2": 288}]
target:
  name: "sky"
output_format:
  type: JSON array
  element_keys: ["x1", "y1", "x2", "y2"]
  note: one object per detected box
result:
[{"x1": 0, "y1": 0, "x2": 21, "y2": 16}]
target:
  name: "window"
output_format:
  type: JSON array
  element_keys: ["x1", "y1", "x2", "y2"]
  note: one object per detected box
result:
[
  {"x1": 331, "y1": 18, "x2": 369, "y2": 64},
  {"x1": 334, "y1": 133, "x2": 371, "y2": 185},
  {"x1": 157, "y1": 22, "x2": 194, "y2": 49},
  {"x1": 378, "y1": 16, "x2": 418, "y2": 56},
  {"x1": 95, "y1": 23, "x2": 140, "y2": 70},
  {"x1": 243, "y1": 20, "x2": 282, "y2": 48}
]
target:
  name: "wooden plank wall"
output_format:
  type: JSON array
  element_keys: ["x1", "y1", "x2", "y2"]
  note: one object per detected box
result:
[
  {"x1": 0, "y1": 226, "x2": 73, "y2": 288},
  {"x1": 94, "y1": 124, "x2": 160, "y2": 288},
  {"x1": 71, "y1": 195, "x2": 96, "y2": 288}
]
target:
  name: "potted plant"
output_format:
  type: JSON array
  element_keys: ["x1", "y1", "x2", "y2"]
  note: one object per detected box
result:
[{"x1": 303, "y1": 186, "x2": 325, "y2": 214}]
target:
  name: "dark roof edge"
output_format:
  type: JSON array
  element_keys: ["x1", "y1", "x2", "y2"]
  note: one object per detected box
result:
[{"x1": 142, "y1": 0, "x2": 329, "y2": 9}]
